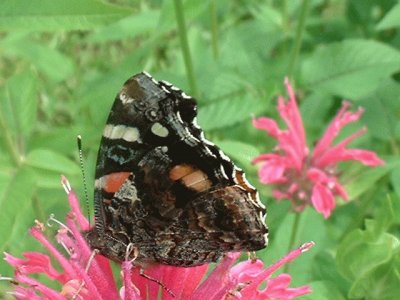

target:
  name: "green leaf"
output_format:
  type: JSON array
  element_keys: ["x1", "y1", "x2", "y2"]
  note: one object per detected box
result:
[
  {"x1": 349, "y1": 259, "x2": 400, "y2": 300},
  {"x1": 3, "y1": 70, "x2": 37, "y2": 137},
  {"x1": 376, "y1": 2, "x2": 400, "y2": 30},
  {"x1": 87, "y1": 10, "x2": 160, "y2": 43},
  {"x1": 198, "y1": 95, "x2": 265, "y2": 131},
  {"x1": 302, "y1": 281, "x2": 346, "y2": 300},
  {"x1": 302, "y1": 39, "x2": 400, "y2": 99},
  {"x1": 156, "y1": 0, "x2": 211, "y2": 34},
  {"x1": 2, "y1": 39, "x2": 75, "y2": 82},
  {"x1": 344, "y1": 163, "x2": 392, "y2": 201},
  {"x1": 25, "y1": 149, "x2": 80, "y2": 174},
  {"x1": 0, "y1": 167, "x2": 36, "y2": 257},
  {"x1": 336, "y1": 229, "x2": 399, "y2": 282},
  {"x1": 217, "y1": 140, "x2": 259, "y2": 170},
  {"x1": 0, "y1": 0, "x2": 132, "y2": 31},
  {"x1": 360, "y1": 79, "x2": 400, "y2": 141}
]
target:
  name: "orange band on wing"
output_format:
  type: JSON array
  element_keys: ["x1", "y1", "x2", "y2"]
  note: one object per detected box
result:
[{"x1": 103, "y1": 172, "x2": 131, "y2": 193}]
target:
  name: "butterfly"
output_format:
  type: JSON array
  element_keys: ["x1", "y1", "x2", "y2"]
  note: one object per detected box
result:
[{"x1": 84, "y1": 72, "x2": 268, "y2": 267}]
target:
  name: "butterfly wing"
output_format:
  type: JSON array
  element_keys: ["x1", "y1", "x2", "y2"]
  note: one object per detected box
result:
[{"x1": 85, "y1": 73, "x2": 268, "y2": 266}]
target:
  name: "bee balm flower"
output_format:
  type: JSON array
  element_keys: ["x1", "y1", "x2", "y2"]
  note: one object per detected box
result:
[
  {"x1": 253, "y1": 79, "x2": 384, "y2": 218},
  {"x1": 4, "y1": 177, "x2": 312, "y2": 299}
]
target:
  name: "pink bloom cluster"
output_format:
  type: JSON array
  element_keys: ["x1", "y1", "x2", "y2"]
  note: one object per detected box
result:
[
  {"x1": 253, "y1": 79, "x2": 384, "y2": 218},
  {"x1": 4, "y1": 177, "x2": 313, "y2": 299}
]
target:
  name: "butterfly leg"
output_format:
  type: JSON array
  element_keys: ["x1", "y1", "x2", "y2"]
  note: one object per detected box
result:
[{"x1": 139, "y1": 268, "x2": 176, "y2": 298}]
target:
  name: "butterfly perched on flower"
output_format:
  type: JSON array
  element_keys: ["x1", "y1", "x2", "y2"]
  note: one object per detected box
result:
[{"x1": 84, "y1": 72, "x2": 268, "y2": 266}]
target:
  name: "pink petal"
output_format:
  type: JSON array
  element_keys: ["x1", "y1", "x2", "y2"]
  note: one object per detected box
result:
[
  {"x1": 29, "y1": 226, "x2": 77, "y2": 280},
  {"x1": 15, "y1": 273, "x2": 65, "y2": 300},
  {"x1": 252, "y1": 117, "x2": 281, "y2": 138},
  {"x1": 277, "y1": 80, "x2": 308, "y2": 162},
  {"x1": 4, "y1": 252, "x2": 65, "y2": 282},
  {"x1": 258, "y1": 161, "x2": 287, "y2": 184},
  {"x1": 313, "y1": 102, "x2": 363, "y2": 160},
  {"x1": 190, "y1": 253, "x2": 240, "y2": 299},
  {"x1": 61, "y1": 176, "x2": 90, "y2": 230},
  {"x1": 237, "y1": 242, "x2": 314, "y2": 299},
  {"x1": 272, "y1": 190, "x2": 292, "y2": 200},
  {"x1": 121, "y1": 261, "x2": 140, "y2": 300},
  {"x1": 162, "y1": 264, "x2": 208, "y2": 299},
  {"x1": 66, "y1": 217, "x2": 119, "y2": 299},
  {"x1": 12, "y1": 285, "x2": 43, "y2": 300},
  {"x1": 313, "y1": 127, "x2": 384, "y2": 168},
  {"x1": 311, "y1": 183, "x2": 335, "y2": 218},
  {"x1": 277, "y1": 132, "x2": 308, "y2": 171}
]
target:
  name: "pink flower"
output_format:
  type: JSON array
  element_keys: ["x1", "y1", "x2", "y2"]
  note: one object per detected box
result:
[
  {"x1": 3, "y1": 177, "x2": 313, "y2": 299},
  {"x1": 253, "y1": 79, "x2": 384, "y2": 218}
]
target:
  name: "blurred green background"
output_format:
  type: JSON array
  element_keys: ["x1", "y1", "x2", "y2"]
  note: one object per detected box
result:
[{"x1": 1, "y1": 0, "x2": 400, "y2": 299}]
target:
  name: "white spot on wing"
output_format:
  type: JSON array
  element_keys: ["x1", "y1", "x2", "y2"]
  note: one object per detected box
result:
[
  {"x1": 122, "y1": 127, "x2": 140, "y2": 142},
  {"x1": 151, "y1": 122, "x2": 169, "y2": 137},
  {"x1": 94, "y1": 178, "x2": 103, "y2": 189},
  {"x1": 103, "y1": 124, "x2": 140, "y2": 142},
  {"x1": 119, "y1": 92, "x2": 134, "y2": 104}
]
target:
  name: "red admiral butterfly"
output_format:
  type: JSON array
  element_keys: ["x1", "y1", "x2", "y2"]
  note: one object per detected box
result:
[{"x1": 84, "y1": 72, "x2": 268, "y2": 267}]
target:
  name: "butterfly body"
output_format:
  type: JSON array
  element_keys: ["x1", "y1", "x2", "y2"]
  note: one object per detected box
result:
[{"x1": 85, "y1": 72, "x2": 268, "y2": 266}]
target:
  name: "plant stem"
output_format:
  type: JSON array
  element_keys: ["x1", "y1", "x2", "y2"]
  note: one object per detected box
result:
[
  {"x1": 283, "y1": 212, "x2": 302, "y2": 273},
  {"x1": 210, "y1": 0, "x2": 219, "y2": 60},
  {"x1": 173, "y1": 0, "x2": 198, "y2": 97},
  {"x1": 287, "y1": 0, "x2": 310, "y2": 78},
  {"x1": 0, "y1": 108, "x2": 21, "y2": 167}
]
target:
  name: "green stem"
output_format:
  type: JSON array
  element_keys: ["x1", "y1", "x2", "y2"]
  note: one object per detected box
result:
[
  {"x1": 173, "y1": 0, "x2": 198, "y2": 97},
  {"x1": 287, "y1": 0, "x2": 310, "y2": 78},
  {"x1": 0, "y1": 107, "x2": 21, "y2": 167},
  {"x1": 283, "y1": 212, "x2": 302, "y2": 273},
  {"x1": 210, "y1": 0, "x2": 219, "y2": 60}
]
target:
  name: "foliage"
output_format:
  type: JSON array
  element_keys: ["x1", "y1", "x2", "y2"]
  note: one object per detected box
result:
[{"x1": 0, "y1": 0, "x2": 399, "y2": 299}]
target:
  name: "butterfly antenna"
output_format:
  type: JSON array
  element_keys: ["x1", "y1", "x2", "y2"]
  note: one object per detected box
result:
[{"x1": 77, "y1": 135, "x2": 91, "y2": 226}]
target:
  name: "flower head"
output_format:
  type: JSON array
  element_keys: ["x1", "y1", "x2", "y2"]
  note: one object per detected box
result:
[
  {"x1": 253, "y1": 79, "x2": 384, "y2": 218},
  {"x1": 4, "y1": 176, "x2": 313, "y2": 299}
]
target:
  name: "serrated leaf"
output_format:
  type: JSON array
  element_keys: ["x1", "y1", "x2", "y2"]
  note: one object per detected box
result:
[
  {"x1": 302, "y1": 40, "x2": 400, "y2": 99},
  {"x1": 198, "y1": 95, "x2": 265, "y2": 131},
  {"x1": 376, "y1": 2, "x2": 400, "y2": 30},
  {"x1": 0, "y1": 0, "x2": 132, "y2": 31},
  {"x1": 25, "y1": 149, "x2": 79, "y2": 174}
]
